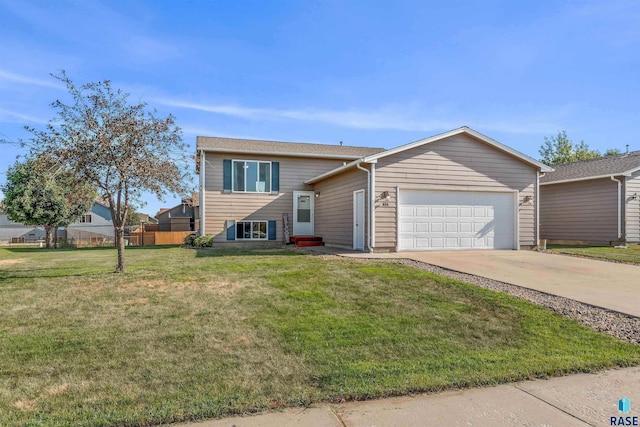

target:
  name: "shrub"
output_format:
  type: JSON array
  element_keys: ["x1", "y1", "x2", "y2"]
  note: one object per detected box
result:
[
  {"x1": 183, "y1": 234, "x2": 197, "y2": 246},
  {"x1": 193, "y1": 235, "x2": 214, "y2": 248}
]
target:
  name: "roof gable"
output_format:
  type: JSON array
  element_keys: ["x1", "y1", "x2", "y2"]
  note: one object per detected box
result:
[
  {"x1": 540, "y1": 151, "x2": 640, "y2": 185},
  {"x1": 90, "y1": 202, "x2": 112, "y2": 221},
  {"x1": 306, "y1": 126, "x2": 551, "y2": 184},
  {"x1": 196, "y1": 136, "x2": 384, "y2": 159},
  {"x1": 364, "y1": 127, "x2": 551, "y2": 171}
]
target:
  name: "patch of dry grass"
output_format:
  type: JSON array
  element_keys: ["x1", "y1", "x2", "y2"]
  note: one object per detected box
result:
[{"x1": 1, "y1": 246, "x2": 639, "y2": 426}]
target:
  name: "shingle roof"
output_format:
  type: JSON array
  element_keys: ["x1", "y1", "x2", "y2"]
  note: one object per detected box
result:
[
  {"x1": 196, "y1": 136, "x2": 385, "y2": 158},
  {"x1": 540, "y1": 151, "x2": 640, "y2": 184}
]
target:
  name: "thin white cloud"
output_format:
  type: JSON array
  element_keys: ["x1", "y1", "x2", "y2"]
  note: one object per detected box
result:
[
  {"x1": 0, "y1": 69, "x2": 62, "y2": 90},
  {"x1": 0, "y1": 107, "x2": 49, "y2": 124},
  {"x1": 153, "y1": 97, "x2": 562, "y2": 135}
]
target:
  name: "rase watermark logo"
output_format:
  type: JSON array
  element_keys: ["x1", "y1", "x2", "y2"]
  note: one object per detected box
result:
[{"x1": 611, "y1": 397, "x2": 638, "y2": 426}]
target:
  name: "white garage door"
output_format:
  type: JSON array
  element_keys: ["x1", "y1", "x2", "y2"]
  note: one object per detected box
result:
[{"x1": 399, "y1": 190, "x2": 516, "y2": 250}]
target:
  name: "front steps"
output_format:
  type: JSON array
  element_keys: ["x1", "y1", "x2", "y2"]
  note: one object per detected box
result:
[{"x1": 290, "y1": 236, "x2": 324, "y2": 247}]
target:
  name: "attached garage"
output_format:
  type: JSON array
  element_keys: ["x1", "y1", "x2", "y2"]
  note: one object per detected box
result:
[
  {"x1": 398, "y1": 189, "x2": 517, "y2": 250},
  {"x1": 304, "y1": 127, "x2": 553, "y2": 252}
]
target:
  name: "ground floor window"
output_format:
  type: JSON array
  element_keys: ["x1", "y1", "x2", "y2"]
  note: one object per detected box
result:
[{"x1": 236, "y1": 221, "x2": 267, "y2": 240}]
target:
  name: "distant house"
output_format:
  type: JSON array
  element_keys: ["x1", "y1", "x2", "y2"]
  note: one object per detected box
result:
[
  {"x1": 157, "y1": 195, "x2": 199, "y2": 232},
  {"x1": 66, "y1": 202, "x2": 114, "y2": 245},
  {"x1": 540, "y1": 151, "x2": 640, "y2": 245},
  {"x1": 0, "y1": 210, "x2": 44, "y2": 244}
]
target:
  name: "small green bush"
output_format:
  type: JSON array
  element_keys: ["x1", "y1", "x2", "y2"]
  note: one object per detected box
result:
[
  {"x1": 193, "y1": 235, "x2": 214, "y2": 248},
  {"x1": 183, "y1": 234, "x2": 197, "y2": 246}
]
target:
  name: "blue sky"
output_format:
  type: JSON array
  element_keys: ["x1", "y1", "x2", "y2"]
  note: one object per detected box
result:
[{"x1": 1, "y1": 0, "x2": 639, "y2": 216}]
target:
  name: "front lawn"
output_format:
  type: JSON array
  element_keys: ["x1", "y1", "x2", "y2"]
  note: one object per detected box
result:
[
  {"x1": 548, "y1": 244, "x2": 640, "y2": 264},
  {"x1": 1, "y1": 246, "x2": 639, "y2": 426}
]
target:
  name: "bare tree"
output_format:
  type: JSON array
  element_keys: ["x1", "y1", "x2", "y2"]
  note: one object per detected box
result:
[{"x1": 27, "y1": 71, "x2": 190, "y2": 271}]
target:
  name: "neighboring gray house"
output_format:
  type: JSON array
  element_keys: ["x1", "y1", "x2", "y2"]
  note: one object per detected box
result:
[
  {"x1": 540, "y1": 151, "x2": 640, "y2": 245},
  {"x1": 197, "y1": 126, "x2": 552, "y2": 251},
  {"x1": 157, "y1": 195, "x2": 199, "y2": 232},
  {"x1": 0, "y1": 210, "x2": 45, "y2": 244},
  {"x1": 66, "y1": 202, "x2": 115, "y2": 245}
]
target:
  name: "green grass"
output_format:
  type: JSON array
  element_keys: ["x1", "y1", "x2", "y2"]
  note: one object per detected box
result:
[
  {"x1": 1, "y1": 246, "x2": 639, "y2": 426},
  {"x1": 548, "y1": 244, "x2": 640, "y2": 264}
]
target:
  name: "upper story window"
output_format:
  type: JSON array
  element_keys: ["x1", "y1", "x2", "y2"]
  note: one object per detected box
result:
[
  {"x1": 233, "y1": 160, "x2": 271, "y2": 193},
  {"x1": 79, "y1": 214, "x2": 92, "y2": 223}
]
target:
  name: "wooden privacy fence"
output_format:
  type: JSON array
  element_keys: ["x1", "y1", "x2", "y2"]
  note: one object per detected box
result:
[{"x1": 128, "y1": 231, "x2": 193, "y2": 246}]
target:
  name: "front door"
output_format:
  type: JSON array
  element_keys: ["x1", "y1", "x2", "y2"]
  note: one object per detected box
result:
[
  {"x1": 353, "y1": 190, "x2": 365, "y2": 250},
  {"x1": 293, "y1": 191, "x2": 314, "y2": 236}
]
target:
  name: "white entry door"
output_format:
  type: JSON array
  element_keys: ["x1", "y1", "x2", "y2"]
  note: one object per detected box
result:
[
  {"x1": 293, "y1": 191, "x2": 314, "y2": 236},
  {"x1": 353, "y1": 190, "x2": 365, "y2": 250}
]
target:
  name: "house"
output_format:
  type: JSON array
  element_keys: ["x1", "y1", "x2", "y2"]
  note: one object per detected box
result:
[
  {"x1": 197, "y1": 127, "x2": 551, "y2": 252},
  {"x1": 65, "y1": 201, "x2": 115, "y2": 246},
  {"x1": 157, "y1": 194, "x2": 199, "y2": 232},
  {"x1": 540, "y1": 151, "x2": 640, "y2": 245},
  {"x1": 0, "y1": 210, "x2": 45, "y2": 244}
]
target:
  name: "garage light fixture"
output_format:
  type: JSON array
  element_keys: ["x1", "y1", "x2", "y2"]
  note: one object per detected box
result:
[
  {"x1": 378, "y1": 191, "x2": 391, "y2": 201},
  {"x1": 521, "y1": 195, "x2": 533, "y2": 205}
]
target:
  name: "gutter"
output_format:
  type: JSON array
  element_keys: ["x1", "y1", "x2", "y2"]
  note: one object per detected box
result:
[
  {"x1": 356, "y1": 163, "x2": 372, "y2": 253},
  {"x1": 541, "y1": 173, "x2": 631, "y2": 186},
  {"x1": 611, "y1": 176, "x2": 623, "y2": 240},
  {"x1": 198, "y1": 147, "x2": 367, "y2": 161}
]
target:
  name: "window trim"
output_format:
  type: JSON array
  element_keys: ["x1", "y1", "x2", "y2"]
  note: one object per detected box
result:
[
  {"x1": 232, "y1": 160, "x2": 272, "y2": 193},
  {"x1": 235, "y1": 220, "x2": 269, "y2": 240}
]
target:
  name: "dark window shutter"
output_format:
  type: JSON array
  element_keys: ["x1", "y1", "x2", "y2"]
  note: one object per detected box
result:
[
  {"x1": 226, "y1": 220, "x2": 236, "y2": 240},
  {"x1": 271, "y1": 162, "x2": 280, "y2": 193},
  {"x1": 268, "y1": 220, "x2": 277, "y2": 240},
  {"x1": 223, "y1": 159, "x2": 232, "y2": 193}
]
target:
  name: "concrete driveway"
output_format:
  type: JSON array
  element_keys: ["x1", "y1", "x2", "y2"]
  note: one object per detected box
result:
[{"x1": 395, "y1": 250, "x2": 640, "y2": 317}]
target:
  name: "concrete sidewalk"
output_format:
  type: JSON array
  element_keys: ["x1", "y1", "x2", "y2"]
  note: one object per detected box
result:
[{"x1": 175, "y1": 367, "x2": 640, "y2": 426}]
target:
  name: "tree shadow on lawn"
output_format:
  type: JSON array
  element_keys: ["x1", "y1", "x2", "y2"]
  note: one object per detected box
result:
[
  {"x1": 193, "y1": 247, "x2": 303, "y2": 258},
  {"x1": 0, "y1": 267, "x2": 95, "y2": 280},
  {"x1": 4, "y1": 245, "x2": 185, "y2": 254}
]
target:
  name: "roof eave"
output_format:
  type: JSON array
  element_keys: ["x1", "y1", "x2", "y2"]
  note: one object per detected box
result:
[
  {"x1": 197, "y1": 147, "x2": 369, "y2": 160},
  {"x1": 540, "y1": 173, "x2": 631, "y2": 186}
]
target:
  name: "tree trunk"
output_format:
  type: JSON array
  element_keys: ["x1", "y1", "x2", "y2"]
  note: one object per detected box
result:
[
  {"x1": 115, "y1": 226, "x2": 126, "y2": 273},
  {"x1": 53, "y1": 226, "x2": 59, "y2": 249},
  {"x1": 44, "y1": 225, "x2": 52, "y2": 249}
]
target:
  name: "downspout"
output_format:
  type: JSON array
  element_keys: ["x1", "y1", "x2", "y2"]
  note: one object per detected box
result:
[
  {"x1": 611, "y1": 176, "x2": 622, "y2": 240},
  {"x1": 199, "y1": 149, "x2": 206, "y2": 235},
  {"x1": 356, "y1": 162, "x2": 372, "y2": 252},
  {"x1": 537, "y1": 171, "x2": 544, "y2": 248},
  {"x1": 370, "y1": 161, "x2": 376, "y2": 249}
]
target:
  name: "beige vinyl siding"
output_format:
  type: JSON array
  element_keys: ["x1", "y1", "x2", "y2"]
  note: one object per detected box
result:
[
  {"x1": 313, "y1": 168, "x2": 368, "y2": 248},
  {"x1": 625, "y1": 171, "x2": 640, "y2": 242},
  {"x1": 540, "y1": 178, "x2": 618, "y2": 243},
  {"x1": 374, "y1": 134, "x2": 537, "y2": 250},
  {"x1": 203, "y1": 153, "x2": 345, "y2": 242}
]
